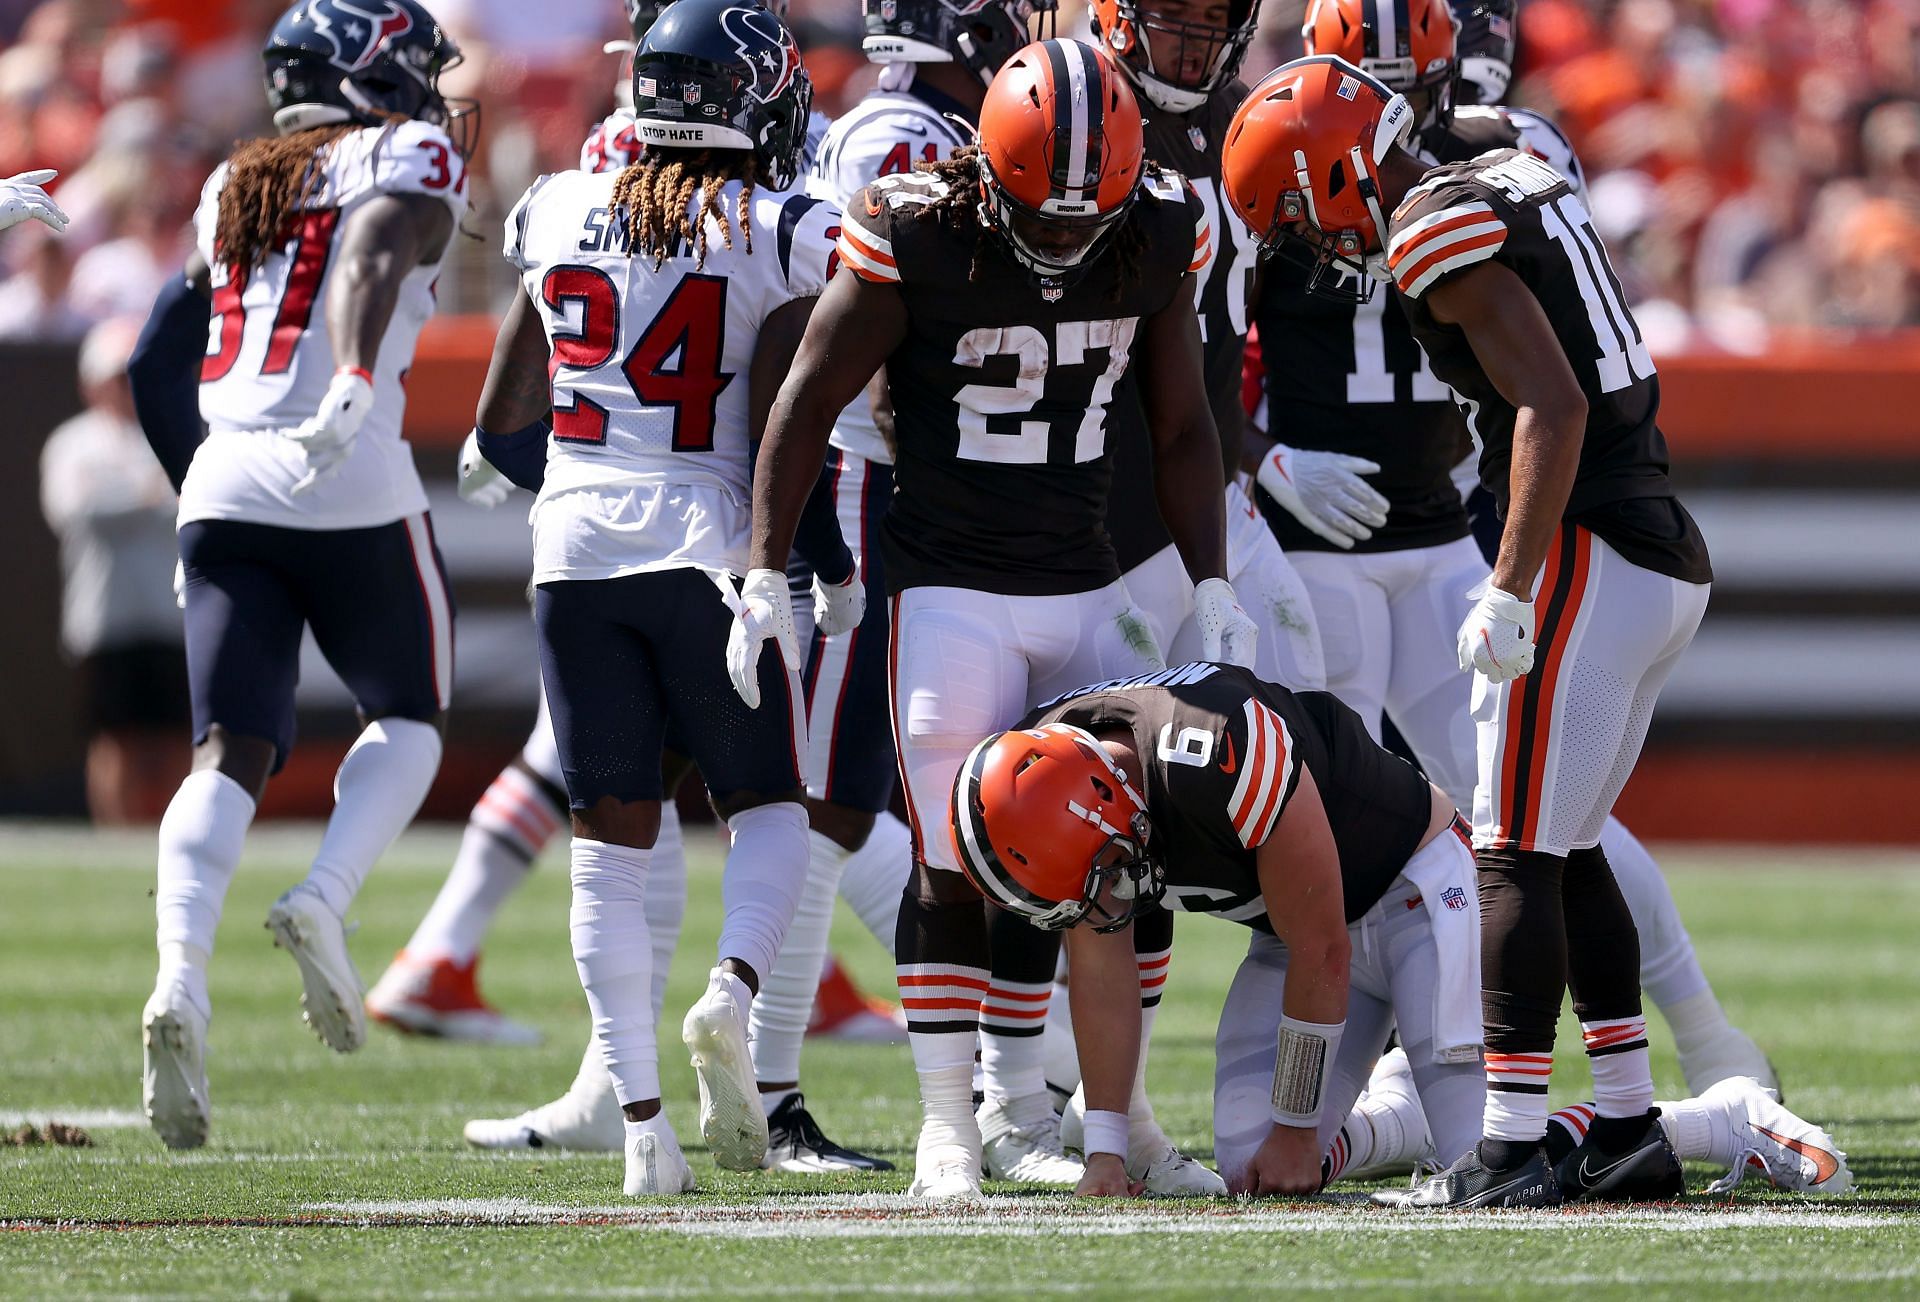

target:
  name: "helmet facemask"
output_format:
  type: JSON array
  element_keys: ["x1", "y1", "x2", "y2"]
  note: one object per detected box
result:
[
  {"x1": 1101, "y1": 0, "x2": 1260, "y2": 114},
  {"x1": 977, "y1": 150, "x2": 1139, "y2": 289}
]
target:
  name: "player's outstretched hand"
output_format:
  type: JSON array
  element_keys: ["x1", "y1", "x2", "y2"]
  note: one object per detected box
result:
[
  {"x1": 724, "y1": 568, "x2": 801, "y2": 709},
  {"x1": 1457, "y1": 585, "x2": 1535, "y2": 681},
  {"x1": 0, "y1": 170, "x2": 68, "y2": 235},
  {"x1": 811, "y1": 564, "x2": 865, "y2": 638},
  {"x1": 1255, "y1": 444, "x2": 1389, "y2": 550},
  {"x1": 1241, "y1": 1123, "x2": 1325, "y2": 1198},
  {"x1": 288, "y1": 367, "x2": 374, "y2": 495},
  {"x1": 1194, "y1": 577, "x2": 1258, "y2": 669},
  {"x1": 1075, "y1": 1153, "x2": 1144, "y2": 1199},
  {"x1": 457, "y1": 430, "x2": 513, "y2": 508}
]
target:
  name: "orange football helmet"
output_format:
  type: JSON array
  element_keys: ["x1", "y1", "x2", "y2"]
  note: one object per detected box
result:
[
  {"x1": 1222, "y1": 55, "x2": 1415, "y2": 301},
  {"x1": 1090, "y1": 0, "x2": 1262, "y2": 114},
  {"x1": 977, "y1": 38, "x2": 1145, "y2": 284},
  {"x1": 1302, "y1": 0, "x2": 1458, "y2": 126},
  {"x1": 951, "y1": 723, "x2": 1161, "y2": 932}
]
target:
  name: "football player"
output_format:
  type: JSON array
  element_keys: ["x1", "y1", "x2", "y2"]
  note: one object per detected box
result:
[
  {"x1": 949, "y1": 664, "x2": 1854, "y2": 1200},
  {"x1": 1224, "y1": 57, "x2": 1716, "y2": 1208},
  {"x1": 126, "y1": 0, "x2": 472, "y2": 1150},
  {"x1": 747, "y1": 38, "x2": 1256, "y2": 1198},
  {"x1": 473, "y1": 0, "x2": 840, "y2": 1195},
  {"x1": 1266, "y1": 0, "x2": 1774, "y2": 1100}
]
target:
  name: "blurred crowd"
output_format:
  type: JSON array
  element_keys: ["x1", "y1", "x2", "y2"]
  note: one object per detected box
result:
[{"x1": 2, "y1": 0, "x2": 1920, "y2": 343}]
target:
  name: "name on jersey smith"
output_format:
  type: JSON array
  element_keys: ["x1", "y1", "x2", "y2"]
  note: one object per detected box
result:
[{"x1": 578, "y1": 206, "x2": 700, "y2": 260}]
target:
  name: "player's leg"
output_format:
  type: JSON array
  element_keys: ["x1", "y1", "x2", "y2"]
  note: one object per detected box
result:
[
  {"x1": 1378, "y1": 537, "x2": 1486, "y2": 811},
  {"x1": 272, "y1": 514, "x2": 452, "y2": 1054},
  {"x1": 368, "y1": 691, "x2": 564, "y2": 1044},
  {"x1": 751, "y1": 448, "x2": 897, "y2": 1171},
  {"x1": 892, "y1": 586, "x2": 1032, "y2": 1198},
  {"x1": 655, "y1": 567, "x2": 811, "y2": 1176},
  {"x1": 1222, "y1": 482, "x2": 1328, "y2": 690},
  {"x1": 1288, "y1": 549, "x2": 1395, "y2": 738},
  {"x1": 1118, "y1": 543, "x2": 1192, "y2": 668},
  {"x1": 536, "y1": 572, "x2": 692, "y2": 1194},
  {"x1": 144, "y1": 520, "x2": 300, "y2": 1149}
]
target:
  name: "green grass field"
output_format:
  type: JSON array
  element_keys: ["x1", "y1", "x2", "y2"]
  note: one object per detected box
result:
[{"x1": 2, "y1": 824, "x2": 1917, "y2": 1300}]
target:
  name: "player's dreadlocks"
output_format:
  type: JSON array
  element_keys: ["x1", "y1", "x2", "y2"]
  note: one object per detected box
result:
[
  {"x1": 213, "y1": 124, "x2": 360, "y2": 276},
  {"x1": 612, "y1": 149, "x2": 760, "y2": 270},
  {"x1": 913, "y1": 147, "x2": 1149, "y2": 298}
]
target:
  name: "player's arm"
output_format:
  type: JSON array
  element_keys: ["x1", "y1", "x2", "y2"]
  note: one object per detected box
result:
[
  {"x1": 1423, "y1": 260, "x2": 1586, "y2": 601},
  {"x1": 126, "y1": 252, "x2": 212, "y2": 494},
  {"x1": 1241, "y1": 767, "x2": 1350, "y2": 1197},
  {"x1": 472, "y1": 289, "x2": 554, "y2": 492},
  {"x1": 1137, "y1": 281, "x2": 1227, "y2": 584},
  {"x1": 748, "y1": 269, "x2": 906, "y2": 573},
  {"x1": 327, "y1": 192, "x2": 453, "y2": 376},
  {"x1": 1063, "y1": 921, "x2": 1146, "y2": 1199}
]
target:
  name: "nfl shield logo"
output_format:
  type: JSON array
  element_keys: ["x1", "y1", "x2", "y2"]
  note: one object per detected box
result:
[
  {"x1": 1441, "y1": 886, "x2": 1469, "y2": 912},
  {"x1": 1188, "y1": 125, "x2": 1206, "y2": 151},
  {"x1": 683, "y1": 82, "x2": 702, "y2": 104},
  {"x1": 1042, "y1": 284, "x2": 1063, "y2": 303},
  {"x1": 881, "y1": 0, "x2": 897, "y2": 18}
]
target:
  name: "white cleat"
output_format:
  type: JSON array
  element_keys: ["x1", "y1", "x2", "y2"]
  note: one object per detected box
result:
[
  {"x1": 1680, "y1": 1026, "x2": 1781, "y2": 1097},
  {"x1": 624, "y1": 1125, "x2": 697, "y2": 1196},
  {"x1": 1703, "y1": 1076, "x2": 1853, "y2": 1196},
  {"x1": 141, "y1": 987, "x2": 210, "y2": 1151},
  {"x1": 265, "y1": 888, "x2": 365, "y2": 1053},
  {"x1": 463, "y1": 1090, "x2": 624, "y2": 1153},
  {"x1": 979, "y1": 1094, "x2": 1085, "y2": 1186},
  {"x1": 1344, "y1": 1047, "x2": 1435, "y2": 1182},
  {"x1": 681, "y1": 970, "x2": 767, "y2": 1171},
  {"x1": 1132, "y1": 1134, "x2": 1228, "y2": 1197},
  {"x1": 909, "y1": 1124, "x2": 985, "y2": 1200}
]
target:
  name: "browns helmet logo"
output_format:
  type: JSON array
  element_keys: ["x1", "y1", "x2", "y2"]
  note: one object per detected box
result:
[
  {"x1": 720, "y1": 4, "x2": 802, "y2": 101},
  {"x1": 304, "y1": 0, "x2": 417, "y2": 73}
]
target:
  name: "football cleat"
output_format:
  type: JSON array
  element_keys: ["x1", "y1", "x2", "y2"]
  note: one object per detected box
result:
[
  {"x1": 1554, "y1": 1113, "x2": 1686, "y2": 1203},
  {"x1": 762, "y1": 1092, "x2": 894, "y2": 1172},
  {"x1": 265, "y1": 888, "x2": 365, "y2": 1053},
  {"x1": 462, "y1": 1085, "x2": 624, "y2": 1153},
  {"x1": 1133, "y1": 1136, "x2": 1228, "y2": 1197},
  {"x1": 625, "y1": 1124, "x2": 697, "y2": 1196},
  {"x1": 979, "y1": 1094, "x2": 1085, "y2": 1185},
  {"x1": 1702, "y1": 1077, "x2": 1853, "y2": 1196},
  {"x1": 1343, "y1": 1047, "x2": 1435, "y2": 1181},
  {"x1": 141, "y1": 986, "x2": 210, "y2": 1151},
  {"x1": 682, "y1": 970, "x2": 768, "y2": 1171},
  {"x1": 807, "y1": 958, "x2": 907, "y2": 1043},
  {"x1": 909, "y1": 1122, "x2": 985, "y2": 1200},
  {"x1": 1375, "y1": 1144, "x2": 1562, "y2": 1209},
  {"x1": 366, "y1": 951, "x2": 542, "y2": 1046},
  {"x1": 1679, "y1": 1025, "x2": 1781, "y2": 1098}
]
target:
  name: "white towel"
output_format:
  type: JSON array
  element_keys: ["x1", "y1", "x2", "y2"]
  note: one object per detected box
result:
[{"x1": 1401, "y1": 828, "x2": 1483, "y2": 1065}]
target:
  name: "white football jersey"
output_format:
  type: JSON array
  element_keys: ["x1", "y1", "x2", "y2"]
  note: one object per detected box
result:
[
  {"x1": 806, "y1": 86, "x2": 971, "y2": 467},
  {"x1": 505, "y1": 167, "x2": 841, "y2": 583},
  {"x1": 182, "y1": 120, "x2": 467, "y2": 530}
]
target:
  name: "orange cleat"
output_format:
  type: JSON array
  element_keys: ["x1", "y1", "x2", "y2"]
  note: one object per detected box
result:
[
  {"x1": 806, "y1": 956, "x2": 907, "y2": 1043},
  {"x1": 365, "y1": 951, "x2": 542, "y2": 1046}
]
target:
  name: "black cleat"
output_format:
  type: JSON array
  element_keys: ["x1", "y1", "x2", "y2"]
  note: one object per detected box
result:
[
  {"x1": 1374, "y1": 1143, "x2": 1562, "y2": 1210},
  {"x1": 761, "y1": 1093, "x2": 895, "y2": 1173},
  {"x1": 1555, "y1": 1113, "x2": 1685, "y2": 1203}
]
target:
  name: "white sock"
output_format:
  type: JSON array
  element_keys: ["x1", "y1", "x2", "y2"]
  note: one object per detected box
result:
[
  {"x1": 404, "y1": 763, "x2": 565, "y2": 963},
  {"x1": 569, "y1": 838, "x2": 657, "y2": 1106},
  {"x1": 717, "y1": 802, "x2": 809, "y2": 983},
  {"x1": 760, "y1": 1086, "x2": 799, "y2": 1117},
  {"x1": 980, "y1": 1020, "x2": 1051, "y2": 1106},
  {"x1": 155, "y1": 769, "x2": 256, "y2": 1007},
  {"x1": 1602, "y1": 818, "x2": 1714, "y2": 1013},
  {"x1": 1040, "y1": 981, "x2": 1080, "y2": 1099},
  {"x1": 1581, "y1": 1015, "x2": 1655, "y2": 1119},
  {"x1": 1654, "y1": 1095, "x2": 1735, "y2": 1165},
  {"x1": 837, "y1": 811, "x2": 911, "y2": 946},
  {"x1": 646, "y1": 804, "x2": 687, "y2": 1029},
  {"x1": 303, "y1": 718, "x2": 442, "y2": 918},
  {"x1": 917, "y1": 1062, "x2": 977, "y2": 1151},
  {"x1": 749, "y1": 829, "x2": 846, "y2": 1086},
  {"x1": 156, "y1": 941, "x2": 212, "y2": 1021}
]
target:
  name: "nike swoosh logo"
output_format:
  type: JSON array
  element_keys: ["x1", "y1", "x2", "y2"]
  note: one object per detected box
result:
[
  {"x1": 896, "y1": 122, "x2": 930, "y2": 137},
  {"x1": 1218, "y1": 733, "x2": 1236, "y2": 774},
  {"x1": 1754, "y1": 1124, "x2": 1839, "y2": 1186},
  {"x1": 1576, "y1": 1148, "x2": 1644, "y2": 1186}
]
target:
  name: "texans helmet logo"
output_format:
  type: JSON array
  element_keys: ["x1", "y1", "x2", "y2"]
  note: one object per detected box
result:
[
  {"x1": 720, "y1": 5, "x2": 801, "y2": 101},
  {"x1": 305, "y1": 0, "x2": 416, "y2": 73}
]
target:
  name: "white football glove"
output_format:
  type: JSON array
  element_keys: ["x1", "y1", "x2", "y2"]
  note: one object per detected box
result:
[
  {"x1": 288, "y1": 368, "x2": 374, "y2": 495},
  {"x1": 1194, "y1": 577, "x2": 1259, "y2": 669},
  {"x1": 1457, "y1": 586, "x2": 1535, "y2": 682},
  {"x1": 810, "y1": 563, "x2": 865, "y2": 638},
  {"x1": 457, "y1": 430, "x2": 512, "y2": 508},
  {"x1": 0, "y1": 169, "x2": 68, "y2": 235},
  {"x1": 723, "y1": 567, "x2": 802, "y2": 709},
  {"x1": 1256, "y1": 443, "x2": 1390, "y2": 550},
  {"x1": 173, "y1": 558, "x2": 186, "y2": 611}
]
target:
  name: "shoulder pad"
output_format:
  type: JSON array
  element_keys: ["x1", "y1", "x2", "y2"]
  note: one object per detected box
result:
[{"x1": 1387, "y1": 168, "x2": 1510, "y2": 298}]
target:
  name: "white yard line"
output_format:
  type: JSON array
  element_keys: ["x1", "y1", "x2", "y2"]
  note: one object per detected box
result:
[{"x1": 0, "y1": 1109, "x2": 147, "y2": 1130}]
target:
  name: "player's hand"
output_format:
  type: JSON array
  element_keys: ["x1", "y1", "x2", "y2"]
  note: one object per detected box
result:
[
  {"x1": 723, "y1": 567, "x2": 802, "y2": 709},
  {"x1": 1255, "y1": 444, "x2": 1389, "y2": 550},
  {"x1": 1194, "y1": 577, "x2": 1258, "y2": 669},
  {"x1": 457, "y1": 430, "x2": 512, "y2": 508},
  {"x1": 0, "y1": 170, "x2": 68, "y2": 235},
  {"x1": 1075, "y1": 1152, "x2": 1144, "y2": 1199},
  {"x1": 1457, "y1": 585, "x2": 1535, "y2": 681},
  {"x1": 1242, "y1": 1123, "x2": 1325, "y2": 1198},
  {"x1": 288, "y1": 368, "x2": 374, "y2": 495},
  {"x1": 810, "y1": 564, "x2": 865, "y2": 638}
]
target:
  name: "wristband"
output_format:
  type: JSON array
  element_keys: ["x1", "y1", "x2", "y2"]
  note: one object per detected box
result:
[
  {"x1": 1081, "y1": 1109, "x2": 1130, "y2": 1161},
  {"x1": 1270, "y1": 1014, "x2": 1345, "y2": 1128},
  {"x1": 336, "y1": 366, "x2": 373, "y2": 383}
]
